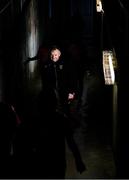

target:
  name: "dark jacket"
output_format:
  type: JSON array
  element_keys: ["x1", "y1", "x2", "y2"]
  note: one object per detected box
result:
[{"x1": 40, "y1": 58, "x2": 77, "y2": 113}]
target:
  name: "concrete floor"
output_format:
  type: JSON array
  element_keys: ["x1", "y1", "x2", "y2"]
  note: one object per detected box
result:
[
  {"x1": 64, "y1": 70, "x2": 116, "y2": 179},
  {"x1": 65, "y1": 125, "x2": 116, "y2": 179}
]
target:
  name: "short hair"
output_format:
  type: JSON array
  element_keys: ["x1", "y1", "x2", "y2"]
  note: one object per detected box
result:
[{"x1": 49, "y1": 45, "x2": 61, "y2": 53}]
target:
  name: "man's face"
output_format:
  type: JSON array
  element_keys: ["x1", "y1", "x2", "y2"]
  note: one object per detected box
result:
[{"x1": 50, "y1": 49, "x2": 61, "y2": 62}]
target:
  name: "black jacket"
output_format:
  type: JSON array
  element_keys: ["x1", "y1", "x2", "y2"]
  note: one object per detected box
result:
[{"x1": 40, "y1": 58, "x2": 77, "y2": 112}]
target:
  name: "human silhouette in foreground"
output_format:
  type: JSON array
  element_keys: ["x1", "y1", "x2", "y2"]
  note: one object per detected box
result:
[{"x1": 0, "y1": 101, "x2": 20, "y2": 178}]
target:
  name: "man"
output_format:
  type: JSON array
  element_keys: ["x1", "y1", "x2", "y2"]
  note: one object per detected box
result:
[
  {"x1": 40, "y1": 46, "x2": 76, "y2": 115},
  {"x1": 36, "y1": 45, "x2": 86, "y2": 178}
]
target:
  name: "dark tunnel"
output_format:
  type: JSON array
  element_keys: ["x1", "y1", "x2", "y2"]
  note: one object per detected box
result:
[{"x1": 0, "y1": 0, "x2": 129, "y2": 178}]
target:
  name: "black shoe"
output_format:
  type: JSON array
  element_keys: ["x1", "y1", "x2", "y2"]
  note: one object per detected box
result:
[{"x1": 76, "y1": 160, "x2": 87, "y2": 174}]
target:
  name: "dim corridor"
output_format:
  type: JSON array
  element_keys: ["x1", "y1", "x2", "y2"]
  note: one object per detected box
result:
[{"x1": 65, "y1": 124, "x2": 116, "y2": 179}]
